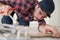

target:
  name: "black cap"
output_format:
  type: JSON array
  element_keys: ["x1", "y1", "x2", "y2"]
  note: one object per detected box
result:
[{"x1": 39, "y1": 0, "x2": 55, "y2": 18}]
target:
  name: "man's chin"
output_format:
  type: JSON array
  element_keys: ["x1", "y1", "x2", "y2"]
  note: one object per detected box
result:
[
  {"x1": 37, "y1": 19, "x2": 43, "y2": 20},
  {"x1": 36, "y1": 18, "x2": 43, "y2": 21}
]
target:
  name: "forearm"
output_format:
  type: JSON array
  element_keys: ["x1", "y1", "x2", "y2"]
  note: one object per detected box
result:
[
  {"x1": 38, "y1": 24, "x2": 60, "y2": 34},
  {"x1": 38, "y1": 24, "x2": 55, "y2": 32},
  {"x1": 38, "y1": 24, "x2": 46, "y2": 32}
]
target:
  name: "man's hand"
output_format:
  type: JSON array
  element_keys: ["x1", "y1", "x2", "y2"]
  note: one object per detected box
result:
[
  {"x1": 0, "y1": 5, "x2": 13, "y2": 16},
  {"x1": 39, "y1": 24, "x2": 60, "y2": 37},
  {"x1": 3, "y1": 6, "x2": 13, "y2": 16}
]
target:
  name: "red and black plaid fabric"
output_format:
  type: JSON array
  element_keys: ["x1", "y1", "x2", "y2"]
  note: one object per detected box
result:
[{"x1": 0, "y1": 0, "x2": 46, "y2": 26}]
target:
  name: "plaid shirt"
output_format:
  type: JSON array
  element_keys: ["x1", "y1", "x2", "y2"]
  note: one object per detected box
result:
[{"x1": 0, "y1": 0, "x2": 46, "y2": 26}]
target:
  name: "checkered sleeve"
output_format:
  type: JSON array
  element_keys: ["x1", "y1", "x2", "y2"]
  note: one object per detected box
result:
[
  {"x1": 0, "y1": 0, "x2": 16, "y2": 7},
  {"x1": 0, "y1": 0, "x2": 10, "y2": 5}
]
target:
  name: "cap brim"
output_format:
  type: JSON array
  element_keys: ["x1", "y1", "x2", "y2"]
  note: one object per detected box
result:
[{"x1": 38, "y1": 2, "x2": 51, "y2": 18}]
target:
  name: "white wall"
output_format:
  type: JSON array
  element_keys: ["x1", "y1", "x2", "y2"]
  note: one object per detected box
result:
[{"x1": 45, "y1": 0, "x2": 60, "y2": 26}]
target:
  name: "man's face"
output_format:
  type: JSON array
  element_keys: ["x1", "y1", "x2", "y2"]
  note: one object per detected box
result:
[{"x1": 33, "y1": 5, "x2": 47, "y2": 20}]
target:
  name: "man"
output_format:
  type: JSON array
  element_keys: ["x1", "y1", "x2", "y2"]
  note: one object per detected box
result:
[{"x1": 0, "y1": 0, "x2": 60, "y2": 37}]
